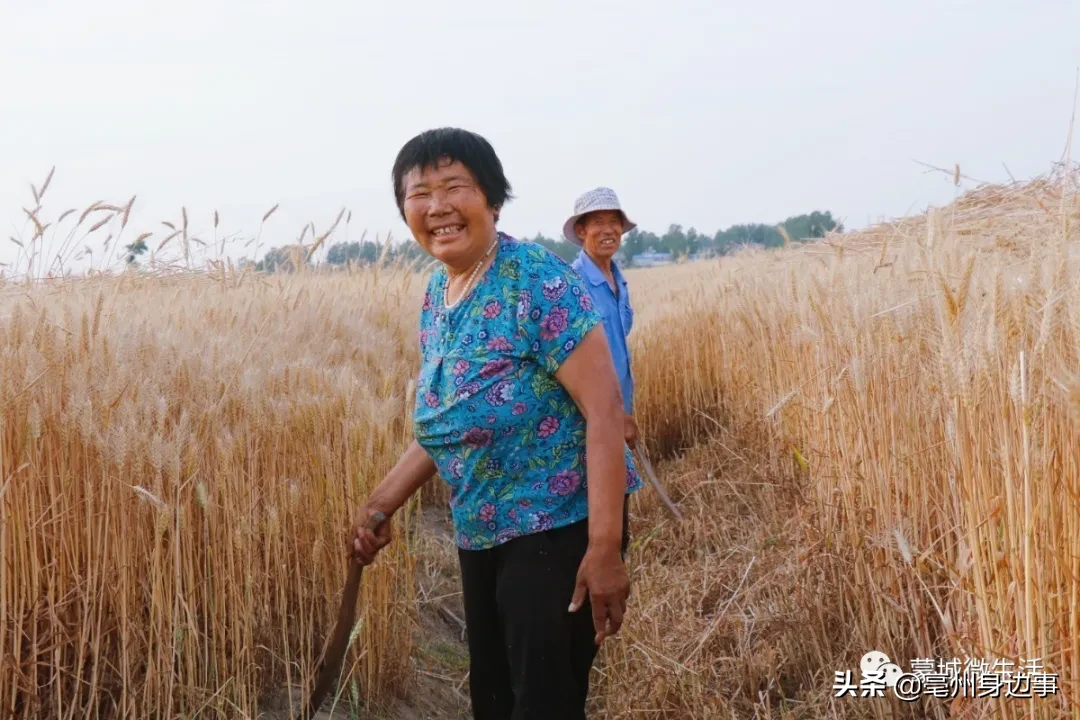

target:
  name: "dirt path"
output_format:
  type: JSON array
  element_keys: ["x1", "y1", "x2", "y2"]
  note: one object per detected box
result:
[
  {"x1": 263, "y1": 432, "x2": 866, "y2": 719},
  {"x1": 259, "y1": 503, "x2": 471, "y2": 720}
]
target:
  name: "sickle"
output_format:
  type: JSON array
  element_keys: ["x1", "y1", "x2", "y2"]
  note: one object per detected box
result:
[
  {"x1": 300, "y1": 510, "x2": 386, "y2": 719},
  {"x1": 635, "y1": 447, "x2": 683, "y2": 521}
]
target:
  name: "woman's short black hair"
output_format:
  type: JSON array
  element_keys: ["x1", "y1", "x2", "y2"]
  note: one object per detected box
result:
[{"x1": 391, "y1": 127, "x2": 514, "y2": 222}]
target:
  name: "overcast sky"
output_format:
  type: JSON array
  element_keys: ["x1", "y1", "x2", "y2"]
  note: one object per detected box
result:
[{"x1": 1, "y1": 0, "x2": 1077, "y2": 273}]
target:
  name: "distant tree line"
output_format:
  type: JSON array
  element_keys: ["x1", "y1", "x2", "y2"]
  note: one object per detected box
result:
[
  {"x1": 524, "y1": 210, "x2": 843, "y2": 264},
  {"x1": 253, "y1": 238, "x2": 428, "y2": 272},
  {"x1": 251, "y1": 209, "x2": 842, "y2": 271}
]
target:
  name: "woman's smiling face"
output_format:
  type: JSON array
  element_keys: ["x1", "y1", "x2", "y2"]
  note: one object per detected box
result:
[{"x1": 401, "y1": 157, "x2": 498, "y2": 270}]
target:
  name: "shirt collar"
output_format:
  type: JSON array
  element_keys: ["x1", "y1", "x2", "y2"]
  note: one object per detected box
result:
[{"x1": 575, "y1": 249, "x2": 624, "y2": 288}]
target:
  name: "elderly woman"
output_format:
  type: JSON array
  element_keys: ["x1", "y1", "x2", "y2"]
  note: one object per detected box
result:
[
  {"x1": 564, "y1": 187, "x2": 640, "y2": 450},
  {"x1": 350, "y1": 127, "x2": 642, "y2": 719}
]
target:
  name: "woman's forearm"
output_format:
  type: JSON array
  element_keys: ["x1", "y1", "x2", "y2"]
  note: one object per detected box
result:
[
  {"x1": 366, "y1": 439, "x2": 437, "y2": 516},
  {"x1": 585, "y1": 411, "x2": 627, "y2": 552}
]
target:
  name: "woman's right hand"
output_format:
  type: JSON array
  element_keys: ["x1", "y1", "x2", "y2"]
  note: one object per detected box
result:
[
  {"x1": 348, "y1": 440, "x2": 437, "y2": 565},
  {"x1": 351, "y1": 506, "x2": 391, "y2": 566}
]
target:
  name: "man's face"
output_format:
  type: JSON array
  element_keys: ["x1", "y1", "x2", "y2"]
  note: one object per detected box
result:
[{"x1": 575, "y1": 210, "x2": 625, "y2": 261}]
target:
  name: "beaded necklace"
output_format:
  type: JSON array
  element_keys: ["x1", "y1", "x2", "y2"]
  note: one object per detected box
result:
[{"x1": 444, "y1": 236, "x2": 498, "y2": 310}]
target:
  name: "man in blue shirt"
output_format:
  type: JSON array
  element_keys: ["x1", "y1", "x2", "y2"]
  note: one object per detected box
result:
[{"x1": 563, "y1": 187, "x2": 639, "y2": 448}]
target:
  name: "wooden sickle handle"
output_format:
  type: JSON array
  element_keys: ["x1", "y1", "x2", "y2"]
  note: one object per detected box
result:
[{"x1": 301, "y1": 510, "x2": 387, "y2": 719}]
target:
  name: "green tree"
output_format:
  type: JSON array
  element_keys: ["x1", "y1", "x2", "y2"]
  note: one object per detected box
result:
[
  {"x1": 386, "y1": 241, "x2": 428, "y2": 264},
  {"x1": 522, "y1": 233, "x2": 578, "y2": 262},
  {"x1": 326, "y1": 240, "x2": 381, "y2": 265},
  {"x1": 711, "y1": 210, "x2": 840, "y2": 254},
  {"x1": 256, "y1": 244, "x2": 310, "y2": 272},
  {"x1": 619, "y1": 229, "x2": 657, "y2": 264},
  {"x1": 124, "y1": 237, "x2": 148, "y2": 265},
  {"x1": 781, "y1": 210, "x2": 842, "y2": 239}
]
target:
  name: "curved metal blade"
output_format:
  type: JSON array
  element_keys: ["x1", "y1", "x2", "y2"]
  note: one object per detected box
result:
[{"x1": 635, "y1": 447, "x2": 683, "y2": 521}]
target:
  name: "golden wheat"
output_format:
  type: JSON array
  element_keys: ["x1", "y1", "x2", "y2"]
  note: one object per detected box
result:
[
  {"x1": 1, "y1": 263, "x2": 427, "y2": 718},
  {"x1": 3, "y1": 167, "x2": 1079, "y2": 719},
  {"x1": 594, "y1": 167, "x2": 1080, "y2": 719}
]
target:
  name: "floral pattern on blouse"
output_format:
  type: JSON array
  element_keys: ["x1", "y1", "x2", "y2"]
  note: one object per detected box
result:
[{"x1": 413, "y1": 232, "x2": 642, "y2": 550}]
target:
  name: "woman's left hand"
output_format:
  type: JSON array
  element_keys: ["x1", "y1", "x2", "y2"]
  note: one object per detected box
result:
[{"x1": 569, "y1": 542, "x2": 630, "y2": 645}]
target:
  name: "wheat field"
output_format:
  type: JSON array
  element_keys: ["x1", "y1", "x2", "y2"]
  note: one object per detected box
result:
[{"x1": 2, "y1": 168, "x2": 1079, "y2": 719}]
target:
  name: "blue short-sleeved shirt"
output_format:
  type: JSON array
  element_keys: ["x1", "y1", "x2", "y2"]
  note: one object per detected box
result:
[
  {"x1": 414, "y1": 232, "x2": 643, "y2": 551},
  {"x1": 570, "y1": 250, "x2": 635, "y2": 415}
]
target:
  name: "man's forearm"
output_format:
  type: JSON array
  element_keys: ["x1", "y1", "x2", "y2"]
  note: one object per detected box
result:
[
  {"x1": 585, "y1": 412, "x2": 626, "y2": 551},
  {"x1": 366, "y1": 440, "x2": 437, "y2": 516}
]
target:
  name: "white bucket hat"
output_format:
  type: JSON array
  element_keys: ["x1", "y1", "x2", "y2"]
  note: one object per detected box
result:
[{"x1": 562, "y1": 187, "x2": 637, "y2": 247}]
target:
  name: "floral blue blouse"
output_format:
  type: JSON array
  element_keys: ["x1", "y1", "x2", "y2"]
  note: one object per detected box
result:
[{"x1": 413, "y1": 232, "x2": 642, "y2": 550}]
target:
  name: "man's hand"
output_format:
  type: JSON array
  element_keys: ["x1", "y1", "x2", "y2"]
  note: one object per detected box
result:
[
  {"x1": 351, "y1": 506, "x2": 391, "y2": 566},
  {"x1": 568, "y1": 542, "x2": 630, "y2": 645},
  {"x1": 624, "y1": 414, "x2": 639, "y2": 450}
]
